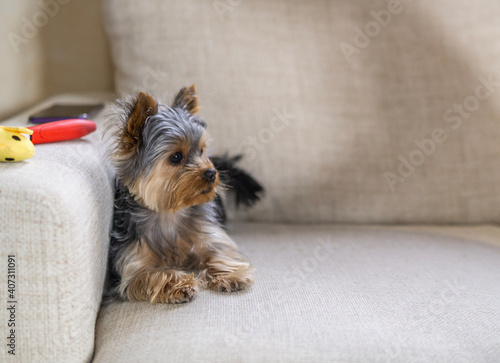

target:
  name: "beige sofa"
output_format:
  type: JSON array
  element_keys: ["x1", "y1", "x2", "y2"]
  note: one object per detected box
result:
[{"x1": 1, "y1": 0, "x2": 500, "y2": 362}]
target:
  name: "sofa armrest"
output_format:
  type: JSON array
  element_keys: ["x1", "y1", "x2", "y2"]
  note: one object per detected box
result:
[{"x1": 0, "y1": 93, "x2": 115, "y2": 362}]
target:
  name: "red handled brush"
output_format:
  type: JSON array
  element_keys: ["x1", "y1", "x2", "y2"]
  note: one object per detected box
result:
[{"x1": 28, "y1": 119, "x2": 97, "y2": 144}]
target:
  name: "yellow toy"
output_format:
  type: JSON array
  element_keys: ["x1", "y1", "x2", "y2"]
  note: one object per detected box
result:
[{"x1": 0, "y1": 126, "x2": 35, "y2": 162}]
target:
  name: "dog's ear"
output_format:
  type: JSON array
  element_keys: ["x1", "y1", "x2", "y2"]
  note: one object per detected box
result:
[
  {"x1": 122, "y1": 91, "x2": 158, "y2": 151},
  {"x1": 173, "y1": 84, "x2": 200, "y2": 115}
]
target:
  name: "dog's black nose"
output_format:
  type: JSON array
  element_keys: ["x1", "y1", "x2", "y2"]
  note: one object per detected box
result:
[{"x1": 203, "y1": 168, "x2": 217, "y2": 183}]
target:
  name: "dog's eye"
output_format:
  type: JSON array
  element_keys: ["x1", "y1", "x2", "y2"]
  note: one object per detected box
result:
[
  {"x1": 200, "y1": 148, "x2": 204, "y2": 155},
  {"x1": 169, "y1": 152, "x2": 184, "y2": 165}
]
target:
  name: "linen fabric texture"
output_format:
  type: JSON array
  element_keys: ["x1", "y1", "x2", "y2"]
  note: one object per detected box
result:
[{"x1": 104, "y1": 0, "x2": 500, "y2": 224}]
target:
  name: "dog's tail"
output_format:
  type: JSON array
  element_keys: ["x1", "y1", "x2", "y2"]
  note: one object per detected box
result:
[{"x1": 210, "y1": 154, "x2": 264, "y2": 222}]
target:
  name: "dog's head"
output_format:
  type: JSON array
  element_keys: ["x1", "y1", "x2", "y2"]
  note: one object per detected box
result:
[{"x1": 113, "y1": 85, "x2": 219, "y2": 213}]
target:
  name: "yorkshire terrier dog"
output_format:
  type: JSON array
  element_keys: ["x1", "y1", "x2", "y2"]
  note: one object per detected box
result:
[{"x1": 106, "y1": 85, "x2": 263, "y2": 304}]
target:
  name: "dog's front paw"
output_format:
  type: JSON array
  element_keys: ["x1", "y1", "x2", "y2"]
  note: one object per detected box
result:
[
  {"x1": 167, "y1": 280, "x2": 199, "y2": 304},
  {"x1": 167, "y1": 287, "x2": 197, "y2": 303},
  {"x1": 151, "y1": 272, "x2": 200, "y2": 304},
  {"x1": 206, "y1": 273, "x2": 253, "y2": 292}
]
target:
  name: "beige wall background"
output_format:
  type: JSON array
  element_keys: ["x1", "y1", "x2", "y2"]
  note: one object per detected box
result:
[{"x1": 0, "y1": 0, "x2": 113, "y2": 120}]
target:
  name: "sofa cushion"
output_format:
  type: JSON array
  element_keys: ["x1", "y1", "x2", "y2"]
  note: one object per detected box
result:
[
  {"x1": 93, "y1": 223, "x2": 500, "y2": 362},
  {"x1": 0, "y1": 93, "x2": 114, "y2": 362},
  {"x1": 103, "y1": 0, "x2": 500, "y2": 224}
]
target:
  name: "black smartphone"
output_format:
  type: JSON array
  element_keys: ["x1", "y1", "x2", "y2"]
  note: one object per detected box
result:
[{"x1": 28, "y1": 104, "x2": 104, "y2": 124}]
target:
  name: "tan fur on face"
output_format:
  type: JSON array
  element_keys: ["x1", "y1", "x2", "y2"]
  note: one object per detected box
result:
[
  {"x1": 129, "y1": 151, "x2": 220, "y2": 213},
  {"x1": 198, "y1": 132, "x2": 209, "y2": 152}
]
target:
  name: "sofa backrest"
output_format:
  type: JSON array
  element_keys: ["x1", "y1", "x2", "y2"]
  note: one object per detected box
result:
[{"x1": 103, "y1": 0, "x2": 500, "y2": 224}]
